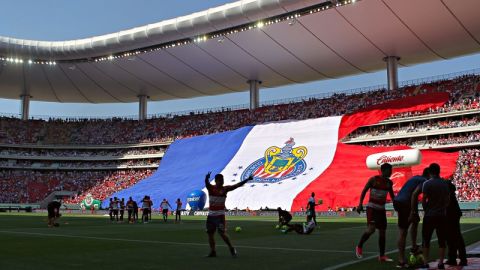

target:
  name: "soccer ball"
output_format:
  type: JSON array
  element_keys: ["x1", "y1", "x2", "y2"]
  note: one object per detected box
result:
[
  {"x1": 235, "y1": 226, "x2": 242, "y2": 232},
  {"x1": 408, "y1": 254, "x2": 417, "y2": 266},
  {"x1": 416, "y1": 254, "x2": 425, "y2": 264},
  {"x1": 408, "y1": 253, "x2": 424, "y2": 267},
  {"x1": 275, "y1": 225, "x2": 280, "y2": 229},
  {"x1": 281, "y1": 225, "x2": 287, "y2": 230}
]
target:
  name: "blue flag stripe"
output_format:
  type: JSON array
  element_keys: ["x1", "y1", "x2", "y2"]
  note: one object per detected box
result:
[{"x1": 102, "y1": 126, "x2": 253, "y2": 209}]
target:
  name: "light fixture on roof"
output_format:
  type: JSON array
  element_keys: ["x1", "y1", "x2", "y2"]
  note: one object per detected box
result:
[
  {"x1": 28, "y1": 60, "x2": 33, "y2": 64},
  {"x1": 256, "y1": 21, "x2": 265, "y2": 28}
]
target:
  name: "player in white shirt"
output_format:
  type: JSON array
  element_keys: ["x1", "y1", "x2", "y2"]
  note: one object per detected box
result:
[
  {"x1": 160, "y1": 198, "x2": 172, "y2": 222},
  {"x1": 141, "y1": 196, "x2": 153, "y2": 223}
]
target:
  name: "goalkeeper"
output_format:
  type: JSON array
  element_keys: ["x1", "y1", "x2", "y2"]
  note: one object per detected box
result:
[{"x1": 283, "y1": 216, "x2": 316, "y2": 235}]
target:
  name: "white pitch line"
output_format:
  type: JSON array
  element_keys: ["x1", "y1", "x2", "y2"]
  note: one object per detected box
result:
[
  {"x1": 323, "y1": 225, "x2": 480, "y2": 270},
  {"x1": 0, "y1": 230, "x2": 376, "y2": 254}
]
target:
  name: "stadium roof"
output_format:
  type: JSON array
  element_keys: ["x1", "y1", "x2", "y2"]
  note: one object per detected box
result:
[{"x1": 0, "y1": 0, "x2": 480, "y2": 103}]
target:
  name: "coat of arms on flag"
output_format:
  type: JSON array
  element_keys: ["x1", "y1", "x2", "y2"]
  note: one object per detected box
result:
[{"x1": 240, "y1": 138, "x2": 308, "y2": 183}]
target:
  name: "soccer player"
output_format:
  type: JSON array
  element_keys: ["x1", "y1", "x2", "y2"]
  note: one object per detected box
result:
[
  {"x1": 126, "y1": 197, "x2": 135, "y2": 223},
  {"x1": 393, "y1": 167, "x2": 429, "y2": 268},
  {"x1": 277, "y1": 207, "x2": 292, "y2": 226},
  {"x1": 410, "y1": 163, "x2": 450, "y2": 269},
  {"x1": 355, "y1": 163, "x2": 395, "y2": 262},
  {"x1": 175, "y1": 198, "x2": 182, "y2": 223},
  {"x1": 284, "y1": 216, "x2": 316, "y2": 235},
  {"x1": 133, "y1": 198, "x2": 139, "y2": 222},
  {"x1": 160, "y1": 198, "x2": 172, "y2": 222},
  {"x1": 141, "y1": 195, "x2": 152, "y2": 223},
  {"x1": 47, "y1": 200, "x2": 62, "y2": 227},
  {"x1": 204, "y1": 171, "x2": 253, "y2": 258},
  {"x1": 149, "y1": 197, "x2": 153, "y2": 221},
  {"x1": 108, "y1": 198, "x2": 114, "y2": 221},
  {"x1": 112, "y1": 197, "x2": 119, "y2": 222},
  {"x1": 119, "y1": 198, "x2": 125, "y2": 222},
  {"x1": 445, "y1": 179, "x2": 467, "y2": 266},
  {"x1": 306, "y1": 192, "x2": 319, "y2": 225}
]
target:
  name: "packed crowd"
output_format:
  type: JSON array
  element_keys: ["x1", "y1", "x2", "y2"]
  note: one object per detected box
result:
[
  {"x1": 452, "y1": 149, "x2": 480, "y2": 201},
  {"x1": 389, "y1": 74, "x2": 480, "y2": 119},
  {"x1": 0, "y1": 147, "x2": 164, "y2": 158},
  {"x1": 362, "y1": 132, "x2": 480, "y2": 148},
  {"x1": 0, "y1": 169, "x2": 153, "y2": 203},
  {"x1": 345, "y1": 114, "x2": 480, "y2": 140},
  {"x1": 64, "y1": 170, "x2": 153, "y2": 205},
  {"x1": 0, "y1": 159, "x2": 159, "y2": 169},
  {"x1": 0, "y1": 74, "x2": 478, "y2": 146}
]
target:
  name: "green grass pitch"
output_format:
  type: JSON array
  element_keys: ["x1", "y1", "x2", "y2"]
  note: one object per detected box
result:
[{"x1": 0, "y1": 213, "x2": 479, "y2": 270}]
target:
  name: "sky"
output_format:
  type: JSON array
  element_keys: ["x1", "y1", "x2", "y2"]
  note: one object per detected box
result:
[{"x1": 0, "y1": 0, "x2": 479, "y2": 118}]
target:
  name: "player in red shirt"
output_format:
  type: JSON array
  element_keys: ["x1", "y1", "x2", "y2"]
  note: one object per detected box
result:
[
  {"x1": 355, "y1": 163, "x2": 395, "y2": 262},
  {"x1": 204, "y1": 171, "x2": 253, "y2": 258}
]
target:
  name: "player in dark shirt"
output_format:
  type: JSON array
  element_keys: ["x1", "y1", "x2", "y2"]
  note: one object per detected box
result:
[
  {"x1": 47, "y1": 200, "x2": 62, "y2": 227},
  {"x1": 411, "y1": 163, "x2": 450, "y2": 269},
  {"x1": 133, "y1": 200, "x2": 139, "y2": 222},
  {"x1": 393, "y1": 167, "x2": 429, "y2": 267},
  {"x1": 108, "y1": 198, "x2": 114, "y2": 221},
  {"x1": 277, "y1": 207, "x2": 292, "y2": 226},
  {"x1": 306, "y1": 192, "x2": 320, "y2": 225},
  {"x1": 445, "y1": 180, "x2": 467, "y2": 266},
  {"x1": 126, "y1": 197, "x2": 135, "y2": 223},
  {"x1": 119, "y1": 198, "x2": 125, "y2": 222}
]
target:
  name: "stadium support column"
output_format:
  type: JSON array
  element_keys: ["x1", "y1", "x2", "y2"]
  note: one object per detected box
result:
[
  {"x1": 20, "y1": 94, "x2": 31, "y2": 121},
  {"x1": 384, "y1": 56, "x2": 400, "y2": 91},
  {"x1": 138, "y1": 95, "x2": 149, "y2": 121},
  {"x1": 248, "y1": 80, "x2": 261, "y2": 110}
]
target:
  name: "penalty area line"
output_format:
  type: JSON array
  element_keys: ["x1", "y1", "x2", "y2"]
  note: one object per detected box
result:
[
  {"x1": 323, "y1": 225, "x2": 480, "y2": 270},
  {"x1": 0, "y1": 230, "x2": 376, "y2": 254}
]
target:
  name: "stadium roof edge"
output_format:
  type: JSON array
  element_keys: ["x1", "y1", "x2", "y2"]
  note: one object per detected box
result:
[{"x1": 0, "y1": 0, "x2": 331, "y2": 61}]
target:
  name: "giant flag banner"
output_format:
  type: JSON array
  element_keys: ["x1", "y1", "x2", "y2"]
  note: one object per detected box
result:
[{"x1": 105, "y1": 92, "x2": 458, "y2": 211}]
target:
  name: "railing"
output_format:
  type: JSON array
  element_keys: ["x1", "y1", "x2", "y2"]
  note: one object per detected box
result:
[
  {"x1": 1, "y1": 68, "x2": 480, "y2": 121},
  {"x1": 0, "y1": 141, "x2": 172, "y2": 149}
]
